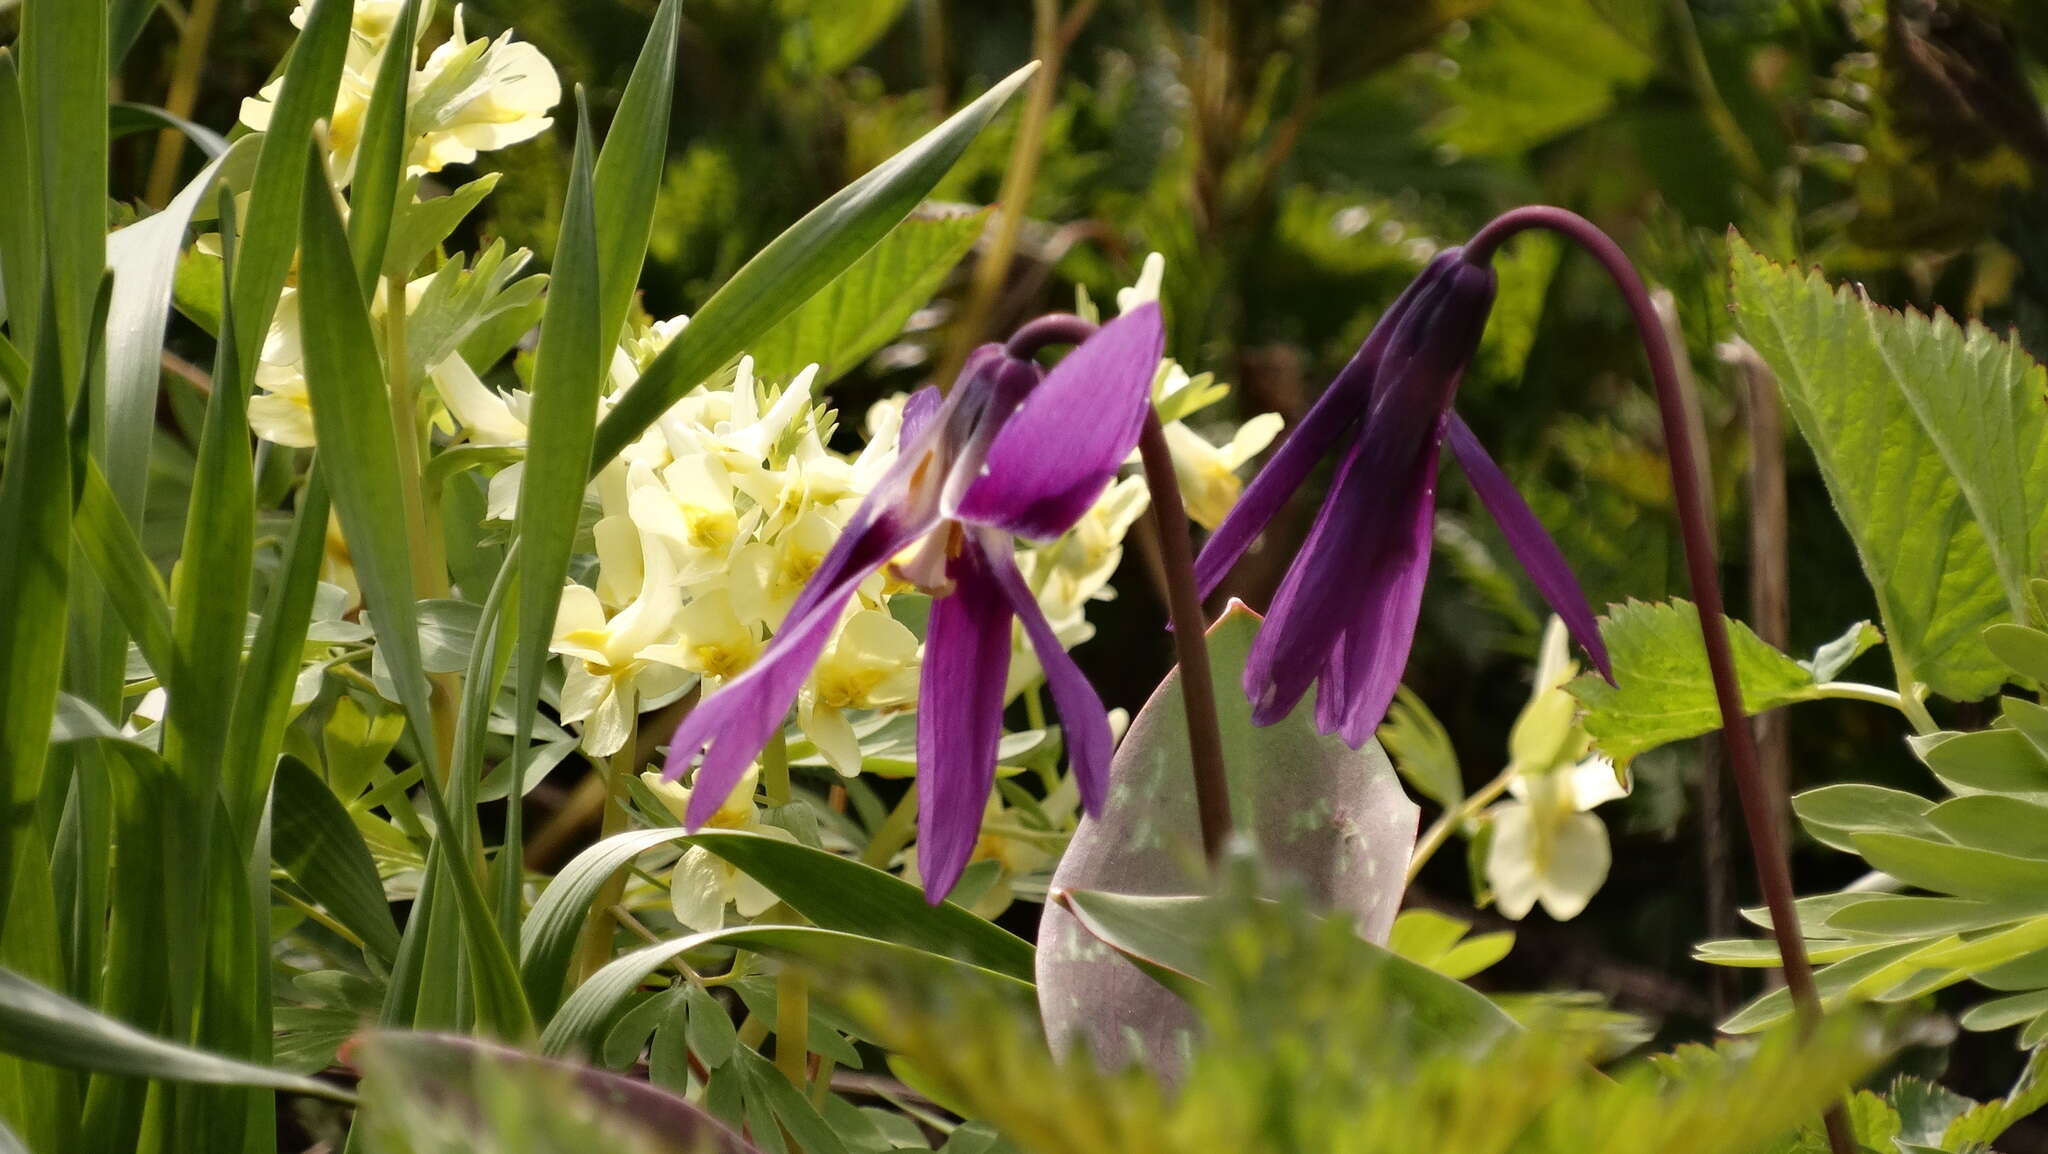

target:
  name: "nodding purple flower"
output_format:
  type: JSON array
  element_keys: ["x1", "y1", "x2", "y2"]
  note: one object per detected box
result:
[
  {"x1": 1194, "y1": 247, "x2": 1611, "y2": 747},
  {"x1": 664, "y1": 305, "x2": 1166, "y2": 901}
]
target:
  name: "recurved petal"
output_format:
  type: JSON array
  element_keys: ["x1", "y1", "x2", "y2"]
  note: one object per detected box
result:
[
  {"x1": 1193, "y1": 254, "x2": 1452, "y2": 598},
  {"x1": 1314, "y1": 443, "x2": 1441, "y2": 746},
  {"x1": 1444, "y1": 413, "x2": 1612, "y2": 682},
  {"x1": 914, "y1": 540, "x2": 1016, "y2": 903},
  {"x1": 982, "y1": 531, "x2": 1113, "y2": 816},
  {"x1": 955, "y1": 304, "x2": 1166, "y2": 541}
]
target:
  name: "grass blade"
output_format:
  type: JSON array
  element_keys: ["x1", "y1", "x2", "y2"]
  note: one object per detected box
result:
[
  {"x1": 72, "y1": 460, "x2": 176, "y2": 691},
  {"x1": 21, "y1": 0, "x2": 106, "y2": 385},
  {"x1": 346, "y1": 0, "x2": 422, "y2": 295},
  {"x1": 590, "y1": 60, "x2": 1037, "y2": 470},
  {"x1": 0, "y1": 51, "x2": 39, "y2": 344},
  {"x1": 0, "y1": 967, "x2": 353, "y2": 1103},
  {"x1": 591, "y1": 0, "x2": 680, "y2": 349}
]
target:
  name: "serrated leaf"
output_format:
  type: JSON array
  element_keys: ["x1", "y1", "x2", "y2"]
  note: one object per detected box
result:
[
  {"x1": 1731, "y1": 235, "x2": 2048, "y2": 701},
  {"x1": 748, "y1": 207, "x2": 988, "y2": 386},
  {"x1": 1567, "y1": 599, "x2": 1825, "y2": 763}
]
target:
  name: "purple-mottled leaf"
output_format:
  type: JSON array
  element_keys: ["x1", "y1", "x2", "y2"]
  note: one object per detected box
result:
[
  {"x1": 1446, "y1": 413, "x2": 1612, "y2": 680},
  {"x1": 955, "y1": 303, "x2": 1165, "y2": 540},
  {"x1": 914, "y1": 539, "x2": 1016, "y2": 901},
  {"x1": 1193, "y1": 253, "x2": 1453, "y2": 598},
  {"x1": 982, "y1": 531, "x2": 1112, "y2": 815},
  {"x1": 350, "y1": 1030, "x2": 758, "y2": 1153},
  {"x1": 1037, "y1": 602, "x2": 1419, "y2": 1079}
]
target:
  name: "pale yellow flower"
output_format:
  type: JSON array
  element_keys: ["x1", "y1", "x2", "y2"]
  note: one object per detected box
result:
[
  {"x1": 1162, "y1": 412, "x2": 1283, "y2": 529},
  {"x1": 408, "y1": 7, "x2": 561, "y2": 176},
  {"x1": 798, "y1": 610, "x2": 921, "y2": 775},
  {"x1": 550, "y1": 527, "x2": 688, "y2": 757},
  {"x1": 640, "y1": 767, "x2": 793, "y2": 931}
]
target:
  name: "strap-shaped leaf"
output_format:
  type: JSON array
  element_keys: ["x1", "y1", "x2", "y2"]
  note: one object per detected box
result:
[
  {"x1": 590, "y1": 61, "x2": 1037, "y2": 470},
  {"x1": 0, "y1": 967, "x2": 351, "y2": 1103},
  {"x1": 346, "y1": 0, "x2": 421, "y2": 295},
  {"x1": 591, "y1": 0, "x2": 681, "y2": 351},
  {"x1": 271, "y1": 758, "x2": 402, "y2": 965},
  {"x1": 20, "y1": 0, "x2": 106, "y2": 385}
]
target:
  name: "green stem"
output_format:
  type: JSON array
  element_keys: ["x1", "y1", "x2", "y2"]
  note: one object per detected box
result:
[
  {"x1": 1405, "y1": 766, "x2": 1517, "y2": 886},
  {"x1": 774, "y1": 969, "x2": 809, "y2": 1089},
  {"x1": 762, "y1": 729, "x2": 791, "y2": 808},
  {"x1": 1814, "y1": 681, "x2": 1908, "y2": 713},
  {"x1": 573, "y1": 714, "x2": 639, "y2": 982},
  {"x1": 860, "y1": 785, "x2": 919, "y2": 869}
]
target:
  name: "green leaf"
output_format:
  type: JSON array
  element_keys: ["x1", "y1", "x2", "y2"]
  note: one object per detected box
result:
[
  {"x1": 345, "y1": 0, "x2": 423, "y2": 296},
  {"x1": 352, "y1": 1030, "x2": 753, "y2": 1154},
  {"x1": 1378, "y1": 686, "x2": 1464, "y2": 810},
  {"x1": 1387, "y1": 909, "x2": 1515, "y2": 980},
  {"x1": 521, "y1": 828, "x2": 1032, "y2": 1017},
  {"x1": 1731, "y1": 235, "x2": 2048, "y2": 701},
  {"x1": 592, "y1": 61, "x2": 1036, "y2": 470},
  {"x1": 1058, "y1": 889, "x2": 1517, "y2": 1052},
  {"x1": 21, "y1": 0, "x2": 107, "y2": 384},
  {"x1": 539, "y1": 927, "x2": 1032, "y2": 1059},
  {"x1": 1790, "y1": 784, "x2": 1939, "y2": 855},
  {"x1": 70, "y1": 459, "x2": 175, "y2": 689},
  {"x1": 0, "y1": 282, "x2": 86, "y2": 930},
  {"x1": 1568, "y1": 599, "x2": 1833, "y2": 763},
  {"x1": 778, "y1": 0, "x2": 911, "y2": 75},
  {"x1": 272, "y1": 757, "x2": 402, "y2": 965},
  {"x1": 108, "y1": 101, "x2": 227, "y2": 158},
  {"x1": 748, "y1": 207, "x2": 989, "y2": 387},
  {"x1": 104, "y1": 141, "x2": 249, "y2": 522},
  {"x1": 227, "y1": 0, "x2": 351, "y2": 376},
  {"x1": 1985, "y1": 623, "x2": 2048, "y2": 685},
  {"x1": 591, "y1": 0, "x2": 682, "y2": 352},
  {"x1": 1917, "y1": 728, "x2": 2048, "y2": 801},
  {"x1": 1805, "y1": 620, "x2": 1884, "y2": 683},
  {"x1": 1848, "y1": 832, "x2": 2048, "y2": 904},
  {"x1": 1826, "y1": 896, "x2": 2044, "y2": 938},
  {"x1": 1433, "y1": 0, "x2": 1656, "y2": 157},
  {"x1": 0, "y1": 967, "x2": 351, "y2": 1102},
  {"x1": 1924, "y1": 795, "x2": 2048, "y2": 860},
  {"x1": 387, "y1": 174, "x2": 500, "y2": 281},
  {"x1": 0, "y1": 51, "x2": 38, "y2": 342}
]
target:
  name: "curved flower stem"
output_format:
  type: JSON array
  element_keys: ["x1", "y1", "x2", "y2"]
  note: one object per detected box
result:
[
  {"x1": 1405, "y1": 764, "x2": 1517, "y2": 886},
  {"x1": 1466, "y1": 206, "x2": 1852, "y2": 1154},
  {"x1": 1005, "y1": 315, "x2": 1234, "y2": 861}
]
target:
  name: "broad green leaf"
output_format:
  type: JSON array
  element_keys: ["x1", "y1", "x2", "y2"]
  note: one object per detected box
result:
[
  {"x1": 21, "y1": 0, "x2": 106, "y2": 384},
  {"x1": 592, "y1": 61, "x2": 1036, "y2": 470},
  {"x1": 1924, "y1": 796, "x2": 2048, "y2": 860},
  {"x1": 1986, "y1": 623, "x2": 2048, "y2": 685},
  {"x1": 272, "y1": 757, "x2": 402, "y2": 965},
  {"x1": 1791, "y1": 784, "x2": 1939, "y2": 855},
  {"x1": 1731, "y1": 236, "x2": 2048, "y2": 701},
  {"x1": 539, "y1": 927, "x2": 1032, "y2": 1059},
  {"x1": 591, "y1": 0, "x2": 682, "y2": 352},
  {"x1": 1433, "y1": 0, "x2": 1656, "y2": 157},
  {"x1": 1039, "y1": 602, "x2": 1418, "y2": 1072},
  {"x1": 346, "y1": 0, "x2": 423, "y2": 295},
  {"x1": 0, "y1": 967, "x2": 350, "y2": 1102},
  {"x1": 1916, "y1": 728, "x2": 2048, "y2": 801},
  {"x1": 1058, "y1": 889, "x2": 1517, "y2": 1053},
  {"x1": 104, "y1": 141, "x2": 247, "y2": 521},
  {"x1": 352, "y1": 1030, "x2": 755, "y2": 1154},
  {"x1": 748, "y1": 207, "x2": 989, "y2": 386},
  {"x1": 1568, "y1": 599, "x2": 1835, "y2": 764},
  {"x1": 1848, "y1": 832, "x2": 2048, "y2": 904},
  {"x1": 521, "y1": 827, "x2": 1032, "y2": 1017}
]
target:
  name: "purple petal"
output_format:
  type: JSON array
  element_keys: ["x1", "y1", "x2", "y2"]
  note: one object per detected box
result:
[
  {"x1": 1193, "y1": 254, "x2": 1454, "y2": 598},
  {"x1": 1444, "y1": 413, "x2": 1612, "y2": 681},
  {"x1": 1315, "y1": 444, "x2": 1441, "y2": 745},
  {"x1": 982, "y1": 531, "x2": 1112, "y2": 817},
  {"x1": 665, "y1": 507, "x2": 933, "y2": 825},
  {"x1": 899, "y1": 385, "x2": 942, "y2": 446},
  {"x1": 954, "y1": 304, "x2": 1166, "y2": 541},
  {"x1": 1246, "y1": 429, "x2": 1439, "y2": 746},
  {"x1": 915, "y1": 539, "x2": 1016, "y2": 903}
]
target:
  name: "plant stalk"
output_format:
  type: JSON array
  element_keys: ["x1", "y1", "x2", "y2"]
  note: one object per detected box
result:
[
  {"x1": 1465, "y1": 205, "x2": 1852, "y2": 1154},
  {"x1": 1004, "y1": 313, "x2": 1233, "y2": 860}
]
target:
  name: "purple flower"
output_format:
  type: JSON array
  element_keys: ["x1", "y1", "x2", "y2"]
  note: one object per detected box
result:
[
  {"x1": 1194, "y1": 248, "x2": 1611, "y2": 747},
  {"x1": 663, "y1": 305, "x2": 1166, "y2": 901}
]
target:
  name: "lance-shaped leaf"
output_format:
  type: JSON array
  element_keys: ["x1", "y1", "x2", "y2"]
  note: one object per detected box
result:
[
  {"x1": 1730, "y1": 235, "x2": 2048, "y2": 701},
  {"x1": 591, "y1": 0, "x2": 682, "y2": 351},
  {"x1": 591, "y1": 61, "x2": 1036, "y2": 470},
  {"x1": 20, "y1": 0, "x2": 106, "y2": 385},
  {"x1": 1036, "y1": 601, "x2": 1419, "y2": 1078}
]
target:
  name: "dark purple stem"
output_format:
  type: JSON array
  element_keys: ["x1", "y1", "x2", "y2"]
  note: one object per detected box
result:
[
  {"x1": 1466, "y1": 206, "x2": 1852, "y2": 1154},
  {"x1": 1007, "y1": 315, "x2": 1235, "y2": 861}
]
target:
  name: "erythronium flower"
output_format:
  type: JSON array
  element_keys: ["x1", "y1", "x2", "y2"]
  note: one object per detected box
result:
[
  {"x1": 663, "y1": 305, "x2": 1167, "y2": 901},
  {"x1": 1194, "y1": 248, "x2": 1612, "y2": 747}
]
